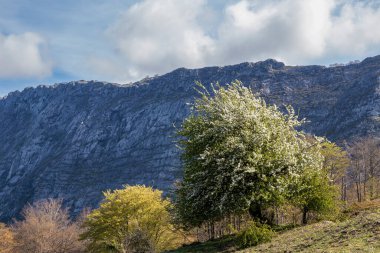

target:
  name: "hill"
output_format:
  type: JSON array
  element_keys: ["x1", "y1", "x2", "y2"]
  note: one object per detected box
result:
[
  {"x1": 169, "y1": 202, "x2": 380, "y2": 252},
  {"x1": 246, "y1": 208, "x2": 380, "y2": 252},
  {"x1": 1, "y1": 56, "x2": 380, "y2": 221}
]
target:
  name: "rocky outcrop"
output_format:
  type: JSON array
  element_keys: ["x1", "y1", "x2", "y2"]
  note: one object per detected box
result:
[{"x1": 1, "y1": 56, "x2": 380, "y2": 221}]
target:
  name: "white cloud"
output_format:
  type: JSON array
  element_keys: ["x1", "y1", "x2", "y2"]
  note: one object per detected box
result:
[
  {"x1": 89, "y1": 0, "x2": 380, "y2": 82},
  {"x1": 102, "y1": 0, "x2": 214, "y2": 81},
  {"x1": 0, "y1": 32, "x2": 52, "y2": 78},
  {"x1": 215, "y1": 0, "x2": 335, "y2": 65},
  {"x1": 216, "y1": 0, "x2": 380, "y2": 65},
  {"x1": 328, "y1": 1, "x2": 380, "y2": 55}
]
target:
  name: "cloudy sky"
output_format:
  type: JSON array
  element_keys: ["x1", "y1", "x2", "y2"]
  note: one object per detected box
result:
[{"x1": 0, "y1": 0, "x2": 380, "y2": 95}]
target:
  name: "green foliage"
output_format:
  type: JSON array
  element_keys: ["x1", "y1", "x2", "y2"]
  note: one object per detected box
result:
[
  {"x1": 80, "y1": 185, "x2": 181, "y2": 253},
  {"x1": 288, "y1": 163, "x2": 339, "y2": 223},
  {"x1": 320, "y1": 141, "x2": 350, "y2": 182},
  {"x1": 175, "y1": 80, "x2": 323, "y2": 226},
  {"x1": 235, "y1": 221, "x2": 274, "y2": 249}
]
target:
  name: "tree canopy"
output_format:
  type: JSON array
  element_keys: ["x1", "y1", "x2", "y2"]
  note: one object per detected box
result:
[
  {"x1": 175, "y1": 81, "x2": 325, "y2": 227},
  {"x1": 321, "y1": 141, "x2": 350, "y2": 183},
  {"x1": 287, "y1": 140, "x2": 339, "y2": 224},
  {"x1": 81, "y1": 185, "x2": 180, "y2": 253}
]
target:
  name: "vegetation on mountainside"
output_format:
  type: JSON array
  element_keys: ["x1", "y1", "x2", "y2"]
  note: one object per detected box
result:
[
  {"x1": 247, "y1": 204, "x2": 380, "y2": 252},
  {"x1": 2, "y1": 81, "x2": 380, "y2": 253},
  {"x1": 169, "y1": 202, "x2": 380, "y2": 252}
]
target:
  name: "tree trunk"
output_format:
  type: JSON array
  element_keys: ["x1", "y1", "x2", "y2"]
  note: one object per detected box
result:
[
  {"x1": 207, "y1": 222, "x2": 211, "y2": 240},
  {"x1": 369, "y1": 155, "x2": 374, "y2": 199},
  {"x1": 344, "y1": 181, "x2": 347, "y2": 202},
  {"x1": 275, "y1": 207, "x2": 279, "y2": 225},
  {"x1": 356, "y1": 181, "x2": 361, "y2": 202},
  {"x1": 357, "y1": 172, "x2": 363, "y2": 202},
  {"x1": 211, "y1": 222, "x2": 215, "y2": 240},
  {"x1": 302, "y1": 206, "x2": 308, "y2": 225},
  {"x1": 364, "y1": 167, "x2": 367, "y2": 201},
  {"x1": 249, "y1": 203, "x2": 263, "y2": 222}
]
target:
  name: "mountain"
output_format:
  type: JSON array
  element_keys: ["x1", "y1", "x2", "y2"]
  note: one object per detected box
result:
[{"x1": 1, "y1": 56, "x2": 380, "y2": 221}]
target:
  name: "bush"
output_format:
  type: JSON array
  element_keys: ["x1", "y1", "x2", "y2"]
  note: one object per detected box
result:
[
  {"x1": 125, "y1": 227, "x2": 154, "y2": 253},
  {"x1": 235, "y1": 221, "x2": 274, "y2": 249},
  {"x1": 12, "y1": 199, "x2": 86, "y2": 253}
]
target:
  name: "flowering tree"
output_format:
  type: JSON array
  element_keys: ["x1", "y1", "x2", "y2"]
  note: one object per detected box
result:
[{"x1": 175, "y1": 81, "x2": 324, "y2": 226}]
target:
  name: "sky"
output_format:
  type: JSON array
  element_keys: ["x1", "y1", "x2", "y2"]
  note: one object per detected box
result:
[{"x1": 1, "y1": 0, "x2": 380, "y2": 96}]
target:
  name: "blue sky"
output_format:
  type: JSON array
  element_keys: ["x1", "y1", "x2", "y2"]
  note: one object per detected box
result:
[{"x1": 1, "y1": 0, "x2": 380, "y2": 96}]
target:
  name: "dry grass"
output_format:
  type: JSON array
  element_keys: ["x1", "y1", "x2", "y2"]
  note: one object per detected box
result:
[
  {"x1": 241, "y1": 208, "x2": 380, "y2": 253},
  {"x1": 347, "y1": 199, "x2": 380, "y2": 212}
]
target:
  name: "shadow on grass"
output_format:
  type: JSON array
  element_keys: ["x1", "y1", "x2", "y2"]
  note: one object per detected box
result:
[{"x1": 166, "y1": 235, "x2": 236, "y2": 253}]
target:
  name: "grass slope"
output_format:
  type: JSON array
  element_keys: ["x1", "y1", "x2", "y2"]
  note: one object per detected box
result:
[
  {"x1": 167, "y1": 236, "x2": 236, "y2": 253},
  {"x1": 170, "y1": 204, "x2": 380, "y2": 253},
  {"x1": 243, "y1": 209, "x2": 380, "y2": 252}
]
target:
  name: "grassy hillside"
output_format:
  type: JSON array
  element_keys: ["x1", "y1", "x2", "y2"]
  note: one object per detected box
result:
[
  {"x1": 170, "y1": 203, "x2": 380, "y2": 253},
  {"x1": 243, "y1": 209, "x2": 380, "y2": 252}
]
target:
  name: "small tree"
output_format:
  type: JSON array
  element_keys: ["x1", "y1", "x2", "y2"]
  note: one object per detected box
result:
[
  {"x1": 319, "y1": 141, "x2": 350, "y2": 201},
  {"x1": 175, "y1": 81, "x2": 322, "y2": 227},
  {"x1": 273, "y1": 137, "x2": 339, "y2": 224},
  {"x1": 321, "y1": 141, "x2": 350, "y2": 183},
  {"x1": 288, "y1": 167, "x2": 338, "y2": 224},
  {"x1": 80, "y1": 185, "x2": 181, "y2": 253},
  {"x1": 12, "y1": 198, "x2": 86, "y2": 253}
]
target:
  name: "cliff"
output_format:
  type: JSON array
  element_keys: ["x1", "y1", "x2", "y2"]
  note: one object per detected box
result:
[{"x1": 1, "y1": 56, "x2": 380, "y2": 221}]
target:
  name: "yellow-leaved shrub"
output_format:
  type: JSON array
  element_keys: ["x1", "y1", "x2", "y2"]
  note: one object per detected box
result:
[{"x1": 81, "y1": 185, "x2": 182, "y2": 253}]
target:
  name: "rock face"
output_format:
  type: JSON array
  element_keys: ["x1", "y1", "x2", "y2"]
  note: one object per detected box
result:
[{"x1": 1, "y1": 56, "x2": 380, "y2": 221}]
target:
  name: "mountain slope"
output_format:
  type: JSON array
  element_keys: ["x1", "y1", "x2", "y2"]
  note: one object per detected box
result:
[{"x1": 1, "y1": 57, "x2": 380, "y2": 221}]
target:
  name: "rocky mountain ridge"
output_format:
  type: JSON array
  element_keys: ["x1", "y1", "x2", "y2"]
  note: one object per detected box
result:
[{"x1": 1, "y1": 56, "x2": 380, "y2": 221}]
